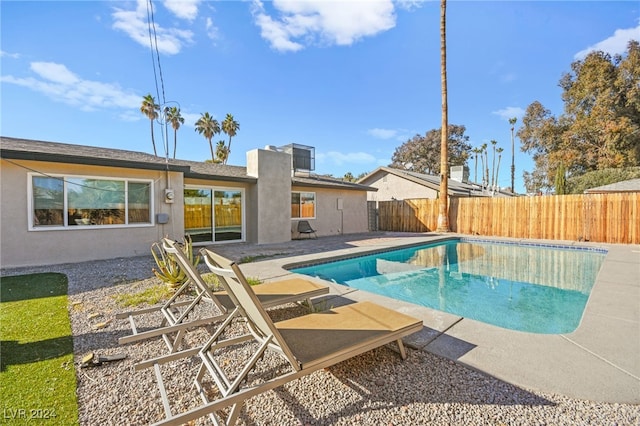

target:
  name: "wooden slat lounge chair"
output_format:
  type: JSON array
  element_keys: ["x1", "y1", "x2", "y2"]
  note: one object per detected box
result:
[
  {"x1": 141, "y1": 247, "x2": 423, "y2": 426},
  {"x1": 296, "y1": 220, "x2": 317, "y2": 239},
  {"x1": 117, "y1": 238, "x2": 328, "y2": 355}
]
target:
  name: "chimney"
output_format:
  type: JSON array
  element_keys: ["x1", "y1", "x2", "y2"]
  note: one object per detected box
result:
[{"x1": 450, "y1": 165, "x2": 469, "y2": 183}]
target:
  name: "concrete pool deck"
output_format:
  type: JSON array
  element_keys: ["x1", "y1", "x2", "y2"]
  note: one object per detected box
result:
[{"x1": 211, "y1": 232, "x2": 640, "y2": 404}]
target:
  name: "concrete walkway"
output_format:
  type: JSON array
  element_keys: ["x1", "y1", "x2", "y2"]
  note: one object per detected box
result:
[{"x1": 210, "y1": 232, "x2": 640, "y2": 404}]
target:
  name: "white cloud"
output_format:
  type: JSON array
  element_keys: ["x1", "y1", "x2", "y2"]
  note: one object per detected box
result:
[
  {"x1": 574, "y1": 23, "x2": 640, "y2": 59},
  {"x1": 368, "y1": 128, "x2": 397, "y2": 139},
  {"x1": 1, "y1": 62, "x2": 141, "y2": 112},
  {"x1": 492, "y1": 106, "x2": 525, "y2": 121},
  {"x1": 163, "y1": 0, "x2": 201, "y2": 21},
  {"x1": 205, "y1": 17, "x2": 220, "y2": 41},
  {"x1": 395, "y1": 0, "x2": 426, "y2": 11},
  {"x1": 180, "y1": 112, "x2": 203, "y2": 128},
  {"x1": 251, "y1": 0, "x2": 397, "y2": 52},
  {"x1": 0, "y1": 50, "x2": 20, "y2": 59},
  {"x1": 30, "y1": 62, "x2": 80, "y2": 85},
  {"x1": 368, "y1": 127, "x2": 413, "y2": 141},
  {"x1": 112, "y1": 0, "x2": 193, "y2": 55}
]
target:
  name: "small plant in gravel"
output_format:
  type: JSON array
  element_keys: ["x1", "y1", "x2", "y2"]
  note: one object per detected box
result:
[
  {"x1": 201, "y1": 272, "x2": 261, "y2": 288},
  {"x1": 246, "y1": 276, "x2": 262, "y2": 286},
  {"x1": 151, "y1": 234, "x2": 200, "y2": 290},
  {"x1": 113, "y1": 283, "x2": 173, "y2": 307}
]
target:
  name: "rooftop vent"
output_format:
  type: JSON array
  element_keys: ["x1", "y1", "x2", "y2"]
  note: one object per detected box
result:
[
  {"x1": 279, "y1": 143, "x2": 315, "y2": 176},
  {"x1": 450, "y1": 165, "x2": 469, "y2": 183}
]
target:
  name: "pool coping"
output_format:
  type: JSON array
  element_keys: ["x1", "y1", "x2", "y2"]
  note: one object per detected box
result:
[{"x1": 236, "y1": 234, "x2": 640, "y2": 404}]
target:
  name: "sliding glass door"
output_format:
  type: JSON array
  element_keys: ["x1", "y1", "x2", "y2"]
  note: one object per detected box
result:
[{"x1": 184, "y1": 187, "x2": 243, "y2": 243}]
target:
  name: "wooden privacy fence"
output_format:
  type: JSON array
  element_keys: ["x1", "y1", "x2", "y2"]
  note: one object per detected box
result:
[
  {"x1": 377, "y1": 193, "x2": 640, "y2": 244},
  {"x1": 184, "y1": 204, "x2": 241, "y2": 229}
]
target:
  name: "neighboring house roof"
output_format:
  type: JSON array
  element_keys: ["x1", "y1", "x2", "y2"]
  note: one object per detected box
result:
[
  {"x1": 584, "y1": 178, "x2": 640, "y2": 193},
  {"x1": 292, "y1": 174, "x2": 376, "y2": 191},
  {"x1": 358, "y1": 166, "x2": 512, "y2": 197},
  {"x1": 0, "y1": 136, "x2": 374, "y2": 191}
]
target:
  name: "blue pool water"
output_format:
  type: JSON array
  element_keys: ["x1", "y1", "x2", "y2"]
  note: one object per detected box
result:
[{"x1": 291, "y1": 239, "x2": 607, "y2": 334}]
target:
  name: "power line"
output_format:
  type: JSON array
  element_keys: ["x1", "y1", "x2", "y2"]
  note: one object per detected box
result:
[{"x1": 146, "y1": 0, "x2": 169, "y2": 160}]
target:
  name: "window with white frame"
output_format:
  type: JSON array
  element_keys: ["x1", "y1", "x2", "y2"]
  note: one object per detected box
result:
[
  {"x1": 30, "y1": 174, "x2": 152, "y2": 228},
  {"x1": 291, "y1": 191, "x2": 316, "y2": 219}
]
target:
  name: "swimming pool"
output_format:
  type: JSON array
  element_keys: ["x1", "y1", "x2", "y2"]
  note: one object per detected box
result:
[{"x1": 290, "y1": 239, "x2": 607, "y2": 334}]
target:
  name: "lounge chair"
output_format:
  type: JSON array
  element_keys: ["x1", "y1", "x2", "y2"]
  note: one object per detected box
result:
[
  {"x1": 140, "y1": 247, "x2": 423, "y2": 425},
  {"x1": 296, "y1": 220, "x2": 317, "y2": 239},
  {"x1": 117, "y1": 238, "x2": 328, "y2": 355}
]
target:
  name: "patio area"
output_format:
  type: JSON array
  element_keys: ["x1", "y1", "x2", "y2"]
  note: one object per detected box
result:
[
  {"x1": 211, "y1": 232, "x2": 640, "y2": 404},
  {"x1": 2, "y1": 231, "x2": 638, "y2": 424}
]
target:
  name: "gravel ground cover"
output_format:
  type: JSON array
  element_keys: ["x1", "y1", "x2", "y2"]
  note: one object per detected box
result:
[{"x1": 2, "y1": 251, "x2": 638, "y2": 426}]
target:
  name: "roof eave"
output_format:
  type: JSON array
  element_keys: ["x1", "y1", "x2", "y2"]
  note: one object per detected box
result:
[
  {"x1": 184, "y1": 171, "x2": 257, "y2": 183},
  {"x1": 1, "y1": 149, "x2": 190, "y2": 173}
]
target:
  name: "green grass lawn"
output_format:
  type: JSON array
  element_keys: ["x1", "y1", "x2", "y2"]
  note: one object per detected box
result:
[{"x1": 0, "y1": 273, "x2": 78, "y2": 424}]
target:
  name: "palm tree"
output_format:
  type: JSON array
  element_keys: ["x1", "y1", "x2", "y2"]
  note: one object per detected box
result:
[
  {"x1": 495, "y1": 147, "x2": 504, "y2": 194},
  {"x1": 483, "y1": 144, "x2": 490, "y2": 188},
  {"x1": 509, "y1": 117, "x2": 517, "y2": 193},
  {"x1": 165, "y1": 106, "x2": 184, "y2": 159},
  {"x1": 472, "y1": 147, "x2": 481, "y2": 184},
  {"x1": 140, "y1": 94, "x2": 160, "y2": 156},
  {"x1": 479, "y1": 143, "x2": 488, "y2": 188},
  {"x1": 215, "y1": 140, "x2": 228, "y2": 164},
  {"x1": 221, "y1": 113, "x2": 240, "y2": 165},
  {"x1": 436, "y1": 0, "x2": 449, "y2": 232},
  {"x1": 490, "y1": 139, "x2": 498, "y2": 191},
  {"x1": 194, "y1": 112, "x2": 221, "y2": 162}
]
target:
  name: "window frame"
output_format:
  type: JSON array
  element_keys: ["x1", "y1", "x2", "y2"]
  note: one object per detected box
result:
[
  {"x1": 291, "y1": 191, "x2": 316, "y2": 220},
  {"x1": 184, "y1": 185, "x2": 246, "y2": 244},
  {"x1": 28, "y1": 172, "x2": 154, "y2": 231}
]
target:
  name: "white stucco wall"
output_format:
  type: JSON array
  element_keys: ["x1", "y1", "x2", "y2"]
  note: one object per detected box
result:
[{"x1": 0, "y1": 159, "x2": 183, "y2": 267}]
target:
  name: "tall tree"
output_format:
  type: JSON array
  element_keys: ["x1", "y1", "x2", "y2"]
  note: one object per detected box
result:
[
  {"x1": 221, "y1": 113, "x2": 240, "y2": 165},
  {"x1": 165, "y1": 106, "x2": 184, "y2": 159},
  {"x1": 389, "y1": 125, "x2": 471, "y2": 174},
  {"x1": 495, "y1": 147, "x2": 504, "y2": 193},
  {"x1": 140, "y1": 94, "x2": 160, "y2": 157},
  {"x1": 519, "y1": 41, "x2": 640, "y2": 188},
  {"x1": 436, "y1": 0, "x2": 449, "y2": 232},
  {"x1": 509, "y1": 117, "x2": 517, "y2": 193},
  {"x1": 490, "y1": 139, "x2": 498, "y2": 191},
  {"x1": 472, "y1": 147, "x2": 482, "y2": 184},
  {"x1": 194, "y1": 112, "x2": 221, "y2": 162},
  {"x1": 480, "y1": 143, "x2": 488, "y2": 187},
  {"x1": 517, "y1": 101, "x2": 564, "y2": 190}
]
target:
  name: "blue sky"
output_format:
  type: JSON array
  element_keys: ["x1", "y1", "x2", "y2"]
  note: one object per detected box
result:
[{"x1": 2, "y1": 1, "x2": 639, "y2": 193}]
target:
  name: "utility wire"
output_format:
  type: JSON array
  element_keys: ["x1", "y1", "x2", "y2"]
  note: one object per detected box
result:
[{"x1": 146, "y1": 0, "x2": 169, "y2": 160}]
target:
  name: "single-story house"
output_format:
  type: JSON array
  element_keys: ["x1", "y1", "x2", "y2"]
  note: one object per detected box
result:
[
  {"x1": 0, "y1": 137, "x2": 375, "y2": 268},
  {"x1": 584, "y1": 178, "x2": 640, "y2": 194},
  {"x1": 357, "y1": 165, "x2": 514, "y2": 204}
]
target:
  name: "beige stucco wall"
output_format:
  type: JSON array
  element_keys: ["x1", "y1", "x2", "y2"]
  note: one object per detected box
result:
[
  {"x1": 364, "y1": 172, "x2": 437, "y2": 202},
  {"x1": 0, "y1": 159, "x2": 184, "y2": 268},
  {"x1": 1, "y1": 151, "x2": 372, "y2": 267},
  {"x1": 291, "y1": 186, "x2": 369, "y2": 237}
]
